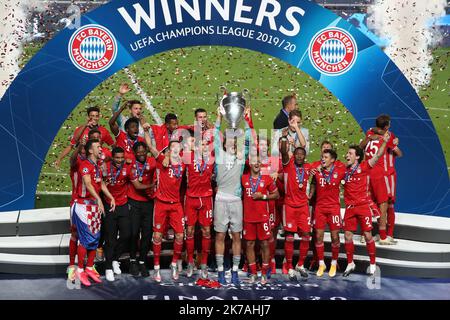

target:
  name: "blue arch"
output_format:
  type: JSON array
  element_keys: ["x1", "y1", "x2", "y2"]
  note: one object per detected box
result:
[{"x1": 0, "y1": 0, "x2": 448, "y2": 216}]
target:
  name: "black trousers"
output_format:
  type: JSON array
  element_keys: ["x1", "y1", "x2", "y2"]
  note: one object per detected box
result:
[
  {"x1": 103, "y1": 203, "x2": 132, "y2": 269},
  {"x1": 128, "y1": 198, "x2": 154, "y2": 263}
]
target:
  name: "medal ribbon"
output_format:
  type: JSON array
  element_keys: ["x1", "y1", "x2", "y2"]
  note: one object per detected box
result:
[
  {"x1": 322, "y1": 165, "x2": 335, "y2": 184},
  {"x1": 295, "y1": 164, "x2": 305, "y2": 189},
  {"x1": 135, "y1": 160, "x2": 146, "y2": 180},
  {"x1": 196, "y1": 158, "x2": 208, "y2": 175},
  {"x1": 172, "y1": 164, "x2": 182, "y2": 179},
  {"x1": 88, "y1": 159, "x2": 100, "y2": 181},
  {"x1": 249, "y1": 175, "x2": 262, "y2": 194},
  {"x1": 345, "y1": 164, "x2": 359, "y2": 182},
  {"x1": 110, "y1": 163, "x2": 123, "y2": 184}
]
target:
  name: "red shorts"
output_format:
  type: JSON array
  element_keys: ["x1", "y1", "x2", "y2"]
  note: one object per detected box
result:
[
  {"x1": 368, "y1": 200, "x2": 381, "y2": 219},
  {"x1": 153, "y1": 199, "x2": 184, "y2": 234},
  {"x1": 385, "y1": 172, "x2": 397, "y2": 203},
  {"x1": 184, "y1": 196, "x2": 213, "y2": 227},
  {"x1": 370, "y1": 175, "x2": 389, "y2": 204},
  {"x1": 282, "y1": 203, "x2": 311, "y2": 233},
  {"x1": 243, "y1": 221, "x2": 272, "y2": 241},
  {"x1": 314, "y1": 206, "x2": 342, "y2": 231},
  {"x1": 344, "y1": 204, "x2": 373, "y2": 232}
]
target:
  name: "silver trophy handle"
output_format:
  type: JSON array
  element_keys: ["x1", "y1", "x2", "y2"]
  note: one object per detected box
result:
[{"x1": 242, "y1": 88, "x2": 251, "y2": 106}]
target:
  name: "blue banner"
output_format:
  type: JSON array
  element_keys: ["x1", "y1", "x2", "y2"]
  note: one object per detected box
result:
[{"x1": 0, "y1": 0, "x2": 448, "y2": 216}]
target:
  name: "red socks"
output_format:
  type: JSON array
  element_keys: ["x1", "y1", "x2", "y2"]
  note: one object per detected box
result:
[
  {"x1": 201, "y1": 236, "x2": 211, "y2": 265},
  {"x1": 298, "y1": 236, "x2": 311, "y2": 266},
  {"x1": 86, "y1": 249, "x2": 96, "y2": 268},
  {"x1": 366, "y1": 239, "x2": 376, "y2": 264},
  {"x1": 379, "y1": 229, "x2": 387, "y2": 240},
  {"x1": 172, "y1": 239, "x2": 184, "y2": 264},
  {"x1": 77, "y1": 245, "x2": 87, "y2": 269},
  {"x1": 186, "y1": 235, "x2": 195, "y2": 264},
  {"x1": 153, "y1": 239, "x2": 162, "y2": 266},
  {"x1": 387, "y1": 205, "x2": 395, "y2": 237},
  {"x1": 345, "y1": 240, "x2": 354, "y2": 264},
  {"x1": 331, "y1": 242, "x2": 340, "y2": 261},
  {"x1": 69, "y1": 236, "x2": 78, "y2": 266},
  {"x1": 284, "y1": 235, "x2": 294, "y2": 269},
  {"x1": 315, "y1": 242, "x2": 324, "y2": 262},
  {"x1": 249, "y1": 263, "x2": 257, "y2": 275},
  {"x1": 262, "y1": 263, "x2": 269, "y2": 276}
]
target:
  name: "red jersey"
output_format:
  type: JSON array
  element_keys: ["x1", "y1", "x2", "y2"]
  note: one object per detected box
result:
[
  {"x1": 283, "y1": 158, "x2": 312, "y2": 207},
  {"x1": 364, "y1": 130, "x2": 395, "y2": 178},
  {"x1": 313, "y1": 165, "x2": 346, "y2": 208},
  {"x1": 387, "y1": 148, "x2": 397, "y2": 175},
  {"x1": 242, "y1": 174, "x2": 278, "y2": 223},
  {"x1": 151, "y1": 124, "x2": 191, "y2": 152},
  {"x1": 103, "y1": 162, "x2": 131, "y2": 206},
  {"x1": 128, "y1": 157, "x2": 157, "y2": 202},
  {"x1": 70, "y1": 125, "x2": 114, "y2": 146},
  {"x1": 186, "y1": 154, "x2": 214, "y2": 197},
  {"x1": 343, "y1": 161, "x2": 372, "y2": 206},
  {"x1": 70, "y1": 154, "x2": 86, "y2": 202},
  {"x1": 115, "y1": 130, "x2": 145, "y2": 161},
  {"x1": 77, "y1": 158, "x2": 103, "y2": 201},
  {"x1": 155, "y1": 155, "x2": 186, "y2": 203}
]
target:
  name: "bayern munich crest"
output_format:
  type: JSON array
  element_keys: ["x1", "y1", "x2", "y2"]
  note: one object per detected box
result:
[
  {"x1": 68, "y1": 24, "x2": 118, "y2": 74},
  {"x1": 309, "y1": 27, "x2": 358, "y2": 76}
]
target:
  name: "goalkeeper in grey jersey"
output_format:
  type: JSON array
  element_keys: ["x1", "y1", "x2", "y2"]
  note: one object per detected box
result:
[{"x1": 213, "y1": 104, "x2": 253, "y2": 285}]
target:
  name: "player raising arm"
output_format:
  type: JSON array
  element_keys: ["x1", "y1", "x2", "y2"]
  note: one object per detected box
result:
[{"x1": 342, "y1": 131, "x2": 391, "y2": 277}]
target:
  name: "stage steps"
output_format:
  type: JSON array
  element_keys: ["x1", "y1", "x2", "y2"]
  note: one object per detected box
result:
[{"x1": 0, "y1": 207, "x2": 449, "y2": 277}]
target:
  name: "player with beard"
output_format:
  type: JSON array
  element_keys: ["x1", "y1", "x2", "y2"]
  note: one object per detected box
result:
[
  {"x1": 101, "y1": 146, "x2": 153, "y2": 281},
  {"x1": 309, "y1": 149, "x2": 346, "y2": 278},
  {"x1": 342, "y1": 132, "x2": 390, "y2": 277},
  {"x1": 71, "y1": 139, "x2": 116, "y2": 287},
  {"x1": 280, "y1": 128, "x2": 312, "y2": 280},
  {"x1": 109, "y1": 103, "x2": 145, "y2": 162},
  {"x1": 55, "y1": 107, "x2": 114, "y2": 169}
]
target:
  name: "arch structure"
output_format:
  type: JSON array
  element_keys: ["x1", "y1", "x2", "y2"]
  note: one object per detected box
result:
[{"x1": 0, "y1": 0, "x2": 448, "y2": 216}]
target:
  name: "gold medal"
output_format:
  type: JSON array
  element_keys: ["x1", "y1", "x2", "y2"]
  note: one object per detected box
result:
[
  {"x1": 341, "y1": 180, "x2": 345, "y2": 185},
  {"x1": 299, "y1": 183, "x2": 303, "y2": 189},
  {"x1": 138, "y1": 177, "x2": 143, "y2": 182}
]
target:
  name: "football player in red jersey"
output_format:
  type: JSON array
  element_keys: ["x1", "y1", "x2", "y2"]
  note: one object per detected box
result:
[
  {"x1": 363, "y1": 126, "x2": 403, "y2": 244},
  {"x1": 360, "y1": 115, "x2": 397, "y2": 244},
  {"x1": 280, "y1": 129, "x2": 312, "y2": 280},
  {"x1": 258, "y1": 135, "x2": 283, "y2": 275},
  {"x1": 309, "y1": 149, "x2": 346, "y2": 278},
  {"x1": 342, "y1": 131, "x2": 390, "y2": 277},
  {"x1": 242, "y1": 157, "x2": 280, "y2": 284},
  {"x1": 71, "y1": 139, "x2": 116, "y2": 287},
  {"x1": 148, "y1": 140, "x2": 186, "y2": 282},
  {"x1": 67, "y1": 129, "x2": 105, "y2": 281},
  {"x1": 109, "y1": 102, "x2": 145, "y2": 162},
  {"x1": 55, "y1": 107, "x2": 114, "y2": 169},
  {"x1": 184, "y1": 137, "x2": 215, "y2": 279}
]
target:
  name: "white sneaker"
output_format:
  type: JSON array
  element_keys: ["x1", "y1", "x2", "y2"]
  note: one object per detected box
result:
[
  {"x1": 378, "y1": 237, "x2": 392, "y2": 245},
  {"x1": 112, "y1": 261, "x2": 122, "y2": 275},
  {"x1": 343, "y1": 262, "x2": 356, "y2": 277},
  {"x1": 288, "y1": 268, "x2": 297, "y2": 281},
  {"x1": 105, "y1": 269, "x2": 115, "y2": 282},
  {"x1": 387, "y1": 236, "x2": 398, "y2": 245},
  {"x1": 153, "y1": 268, "x2": 161, "y2": 283},
  {"x1": 368, "y1": 264, "x2": 377, "y2": 275},
  {"x1": 200, "y1": 267, "x2": 208, "y2": 279},
  {"x1": 171, "y1": 263, "x2": 179, "y2": 280},
  {"x1": 186, "y1": 263, "x2": 195, "y2": 277},
  {"x1": 249, "y1": 274, "x2": 257, "y2": 284}
]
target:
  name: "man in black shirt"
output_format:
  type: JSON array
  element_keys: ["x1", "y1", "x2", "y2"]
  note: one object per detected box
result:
[{"x1": 273, "y1": 95, "x2": 298, "y2": 129}]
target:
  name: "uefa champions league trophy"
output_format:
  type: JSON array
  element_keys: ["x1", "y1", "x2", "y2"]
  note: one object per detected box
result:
[{"x1": 218, "y1": 86, "x2": 250, "y2": 130}]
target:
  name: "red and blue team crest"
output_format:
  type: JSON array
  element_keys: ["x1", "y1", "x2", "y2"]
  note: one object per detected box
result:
[
  {"x1": 309, "y1": 27, "x2": 358, "y2": 76},
  {"x1": 68, "y1": 24, "x2": 117, "y2": 74}
]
